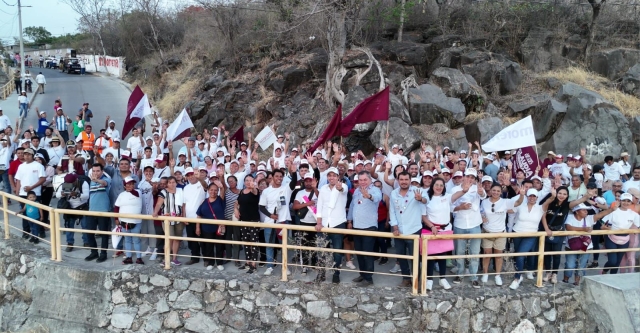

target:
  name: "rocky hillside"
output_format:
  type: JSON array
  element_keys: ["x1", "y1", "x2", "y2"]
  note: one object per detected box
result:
[{"x1": 129, "y1": 10, "x2": 640, "y2": 163}]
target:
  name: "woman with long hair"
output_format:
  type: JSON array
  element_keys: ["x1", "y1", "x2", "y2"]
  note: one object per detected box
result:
[
  {"x1": 422, "y1": 177, "x2": 453, "y2": 290},
  {"x1": 601, "y1": 192, "x2": 640, "y2": 274},
  {"x1": 540, "y1": 186, "x2": 571, "y2": 284},
  {"x1": 479, "y1": 183, "x2": 514, "y2": 286},
  {"x1": 196, "y1": 181, "x2": 227, "y2": 271},
  {"x1": 235, "y1": 174, "x2": 261, "y2": 273},
  {"x1": 152, "y1": 176, "x2": 185, "y2": 265}
]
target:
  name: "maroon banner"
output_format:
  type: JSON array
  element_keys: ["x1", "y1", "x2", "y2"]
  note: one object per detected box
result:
[
  {"x1": 339, "y1": 86, "x2": 389, "y2": 137},
  {"x1": 511, "y1": 146, "x2": 539, "y2": 180},
  {"x1": 307, "y1": 105, "x2": 342, "y2": 155}
]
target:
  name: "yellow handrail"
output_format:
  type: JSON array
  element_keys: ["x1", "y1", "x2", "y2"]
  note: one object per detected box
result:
[{"x1": 1, "y1": 191, "x2": 639, "y2": 296}]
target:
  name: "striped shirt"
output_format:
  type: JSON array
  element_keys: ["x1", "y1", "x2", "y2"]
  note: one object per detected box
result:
[
  {"x1": 224, "y1": 189, "x2": 240, "y2": 220},
  {"x1": 54, "y1": 115, "x2": 68, "y2": 131}
]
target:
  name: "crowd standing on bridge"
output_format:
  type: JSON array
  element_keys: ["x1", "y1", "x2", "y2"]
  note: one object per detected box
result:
[{"x1": 0, "y1": 94, "x2": 638, "y2": 289}]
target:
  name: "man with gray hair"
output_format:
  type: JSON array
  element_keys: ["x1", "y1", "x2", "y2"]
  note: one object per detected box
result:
[{"x1": 347, "y1": 170, "x2": 382, "y2": 286}]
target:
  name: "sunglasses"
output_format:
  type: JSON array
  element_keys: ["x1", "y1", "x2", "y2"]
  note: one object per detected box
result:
[{"x1": 491, "y1": 203, "x2": 495, "y2": 213}]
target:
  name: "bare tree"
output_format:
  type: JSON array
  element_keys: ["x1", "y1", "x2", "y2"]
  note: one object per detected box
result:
[
  {"x1": 324, "y1": 4, "x2": 347, "y2": 106},
  {"x1": 397, "y1": 0, "x2": 406, "y2": 42},
  {"x1": 584, "y1": 0, "x2": 606, "y2": 63},
  {"x1": 134, "y1": 0, "x2": 165, "y2": 60},
  {"x1": 63, "y1": 0, "x2": 110, "y2": 71}
]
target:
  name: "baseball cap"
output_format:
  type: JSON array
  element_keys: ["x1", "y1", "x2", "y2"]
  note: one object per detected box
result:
[
  {"x1": 184, "y1": 167, "x2": 194, "y2": 175},
  {"x1": 481, "y1": 175, "x2": 493, "y2": 183},
  {"x1": 143, "y1": 163, "x2": 154, "y2": 171},
  {"x1": 64, "y1": 173, "x2": 77, "y2": 183},
  {"x1": 112, "y1": 138, "x2": 120, "y2": 142},
  {"x1": 441, "y1": 168, "x2": 451, "y2": 174},
  {"x1": 572, "y1": 203, "x2": 589, "y2": 211},
  {"x1": 303, "y1": 173, "x2": 314, "y2": 180},
  {"x1": 123, "y1": 176, "x2": 136, "y2": 184},
  {"x1": 586, "y1": 182, "x2": 597, "y2": 189},
  {"x1": 66, "y1": 140, "x2": 76, "y2": 146},
  {"x1": 464, "y1": 168, "x2": 477, "y2": 177},
  {"x1": 460, "y1": 150, "x2": 467, "y2": 154},
  {"x1": 326, "y1": 167, "x2": 339, "y2": 176},
  {"x1": 547, "y1": 151, "x2": 556, "y2": 156},
  {"x1": 178, "y1": 151, "x2": 186, "y2": 156},
  {"x1": 109, "y1": 120, "x2": 115, "y2": 124},
  {"x1": 555, "y1": 154, "x2": 564, "y2": 159},
  {"x1": 392, "y1": 144, "x2": 399, "y2": 149},
  {"x1": 411, "y1": 177, "x2": 420, "y2": 183},
  {"x1": 621, "y1": 152, "x2": 630, "y2": 157},
  {"x1": 504, "y1": 150, "x2": 512, "y2": 155},
  {"x1": 484, "y1": 154, "x2": 494, "y2": 161},
  {"x1": 422, "y1": 170, "x2": 433, "y2": 177},
  {"x1": 621, "y1": 193, "x2": 633, "y2": 201},
  {"x1": 155, "y1": 154, "x2": 166, "y2": 163},
  {"x1": 453, "y1": 171, "x2": 463, "y2": 178},
  {"x1": 277, "y1": 134, "x2": 284, "y2": 139},
  {"x1": 531, "y1": 176, "x2": 542, "y2": 182},
  {"x1": 230, "y1": 159, "x2": 239, "y2": 165},
  {"x1": 39, "y1": 111, "x2": 46, "y2": 115},
  {"x1": 23, "y1": 148, "x2": 34, "y2": 155},
  {"x1": 240, "y1": 142, "x2": 247, "y2": 146},
  {"x1": 34, "y1": 153, "x2": 45, "y2": 160},
  {"x1": 526, "y1": 189, "x2": 539, "y2": 197},
  {"x1": 348, "y1": 163, "x2": 354, "y2": 170},
  {"x1": 355, "y1": 160, "x2": 364, "y2": 166},
  {"x1": 198, "y1": 166, "x2": 207, "y2": 171},
  {"x1": 145, "y1": 136, "x2": 153, "y2": 142}
]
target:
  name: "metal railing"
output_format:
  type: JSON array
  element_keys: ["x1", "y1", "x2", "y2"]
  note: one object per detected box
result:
[
  {"x1": 1, "y1": 61, "x2": 16, "y2": 100},
  {"x1": 1, "y1": 191, "x2": 639, "y2": 295}
]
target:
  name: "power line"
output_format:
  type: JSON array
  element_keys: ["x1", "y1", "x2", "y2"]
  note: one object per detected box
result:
[{"x1": 1, "y1": 0, "x2": 16, "y2": 6}]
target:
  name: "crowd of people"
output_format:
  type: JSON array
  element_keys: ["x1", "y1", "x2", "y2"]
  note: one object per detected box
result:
[{"x1": 0, "y1": 95, "x2": 638, "y2": 289}]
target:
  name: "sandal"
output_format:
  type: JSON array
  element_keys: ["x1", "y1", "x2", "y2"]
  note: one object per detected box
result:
[{"x1": 573, "y1": 277, "x2": 580, "y2": 286}]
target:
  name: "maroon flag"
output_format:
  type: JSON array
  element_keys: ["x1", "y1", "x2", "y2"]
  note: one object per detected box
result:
[
  {"x1": 511, "y1": 147, "x2": 539, "y2": 180},
  {"x1": 339, "y1": 86, "x2": 390, "y2": 137},
  {"x1": 307, "y1": 105, "x2": 343, "y2": 154},
  {"x1": 229, "y1": 125, "x2": 244, "y2": 143},
  {"x1": 122, "y1": 85, "x2": 151, "y2": 138}
]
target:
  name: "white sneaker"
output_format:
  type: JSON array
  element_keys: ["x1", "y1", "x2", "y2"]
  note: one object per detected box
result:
[
  {"x1": 264, "y1": 267, "x2": 274, "y2": 276},
  {"x1": 389, "y1": 264, "x2": 401, "y2": 273},
  {"x1": 495, "y1": 275, "x2": 503, "y2": 286},
  {"x1": 481, "y1": 274, "x2": 489, "y2": 283},
  {"x1": 439, "y1": 279, "x2": 452, "y2": 290},
  {"x1": 426, "y1": 280, "x2": 433, "y2": 291},
  {"x1": 206, "y1": 265, "x2": 213, "y2": 271},
  {"x1": 143, "y1": 246, "x2": 153, "y2": 257},
  {"x1": 286, "y1": 269, "x2": 291, "y2": 276},
  {"x1": 149, "y1": 251, "x2": 158, "y2": 261},
  {"x1": 509, "y1": 276, "x2": 523, "y2": 290},
  {"x1": 346, "y1": 261, "x2": 356, "y2": 269},
  {"x1": 526, "y1": 272, "x2": 535, "y2": 280},
  {"x1": 217, "y1": 265, "x2": 224, "y2": 271}
]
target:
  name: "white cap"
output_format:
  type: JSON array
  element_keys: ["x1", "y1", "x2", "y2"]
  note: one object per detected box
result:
[
  {"x1": 481, "y1": 175, "x2": 493, "y2": 183},
  {"x1": 484, "y1": 154, "x2": 494, "y2": 161},
  {"x1": 326, "y1": 167, "x2": 339, "y2": 176},
  {"x1": 230, "y1": 159, "x2": 239, "y2": 165},
  {"x1": 123, "y1": 176, "x2": 136, "y2": 184},
  {"x1": 184, "y1": 167, "x2": 194, "y2": 175},
  {"x1": 472, "y1": 149, "x2": 479, "y2": 154},
  {"x1": 620, "y1": 193, "x2": 633, "y2": 201},
  {"x1": 364, "y1": 160, "x2": 372, "y2": 165},
  {"x1": 531, "y1": 176, "x2": 542, "y2": 182},
  {"x1": 354, "y1": 174, "x2": 359, "y2": 181},
  {"x1": 355, "y1": 160, "x2": 364, "y2": 166},
  {"x1": 303, "y1": 173, "x2": 314, "y2": 180},
  {"x1": 572, "y1": 203, "x2": 589, "y2": 211},
  {"x1": 300, "y1": 159, "x2": 309, "y2": 165},
  {"x1": 257, "y1": 165, "x2": 266, "y2": 171},
  {"x1": 39, "y1": 111, "x2": 46, "y2": 115},
  {"x1": 422, "y1": 170, "x2": 433, "y2": 177},
  {"x1": 621, "y1": 152, "x2": 630, "y2": 157},
  {"x1": 198, "y1": 166, "x2": 207, "y2": 171},
  {"x1": 292, "y1": 147, "x2": 298, "y2": 152},
  {"x1": 441, "y1": 168, "x2": 451, "y2": 174},
  {"x1": 109, "y1": 120, "x2": 115, "y2": 124},
  {"x1": 145, "y1": 136, "x2": 153, "y2": 141},
  {"x1": 526, "y1": 189, "x2": 539, "y2": 197},
  {"x1": 595, "y1": 197, "x2": 607, "y2": 205},
  {"x1": 464, "y1": 168, "x2": 477, "y2": 177},
  {"x1": 411, "y1": 177, "x2": 420, "y2": 183},
  {"x1": 460, "y1": 150, "x2": 467, "y2": 154},
  {"x1": 178, "y1": 151, "x2": 186, "y2": 156},
  {"x1": 348, "y1": 163, "x2": 354, "y2": 170},
  {"x1": 392, "y1": 144, "x2": 399, "y2": 149},
  {"x1": 453, "y1": 171, "x2": 463, "y2": 178}
]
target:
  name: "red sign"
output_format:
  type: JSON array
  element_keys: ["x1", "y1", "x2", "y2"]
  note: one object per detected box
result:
[
  {"x1": 511, "y1": 146, "x2": 539, "y2": 180},
  {"x1": 98, "y1": 57, "x2": 119, "y2": 69}
]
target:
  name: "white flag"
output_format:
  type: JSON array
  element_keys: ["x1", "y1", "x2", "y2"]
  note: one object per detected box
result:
[
  {"x1": 166, "y1": 108, "x2": 194, "y2": 142},
  {"x1": 255, "y1": 126, "x2": 277, "y2": 150},
  {"x1": 482, "y1": 116, "x2": 536, "y2": 152}
]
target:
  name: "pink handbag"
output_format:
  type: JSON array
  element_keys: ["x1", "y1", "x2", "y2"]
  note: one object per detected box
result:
[{"x1": 420, "y1": 229, "x2": 455, "y2": 255}]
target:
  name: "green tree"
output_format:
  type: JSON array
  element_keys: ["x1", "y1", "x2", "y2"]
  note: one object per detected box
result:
[{"x1": 23, "y1": 26, "x2": 53, "y2": 45}]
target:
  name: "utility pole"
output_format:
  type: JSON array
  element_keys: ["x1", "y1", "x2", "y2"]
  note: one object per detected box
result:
[{"x1": 17, "y1": 0, "x2": 26, "y2": 93}]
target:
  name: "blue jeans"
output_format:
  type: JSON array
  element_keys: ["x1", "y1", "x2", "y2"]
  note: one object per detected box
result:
[
  {"x1": 65, "y1": 215, "x2": 88, "y2": 245},
  {"x1": 29, "y1": 220, "x2": 40, "y2": 237},
  {"x1": 604, "y1": 236, "x2": 630, "y2": 274},
  {"x1": 373, "y1": 220, "x2": 388, "y2": 254},
  {"x1": 454, "y1": 226, "x2": 482, "y2": 281},
  {"x1": 318, "y1": 222, "x2": 346, "y2": 276},
  {"x1": 354, "y1": 226, "x2": 377, "y2": 282},
  {"x1": 264, "y1": 222, "x2": 289, "y2": 268},
  {"x1": 1, "y1": 172, "x2": 10, "y2": 194},
  {"x1": 19, "y1": 103, "x2": 28, "y2": 118},
  {"x1": 123, "y1": 222, "x2": 142, "y2": 258},
  {"x1": 395, "y1": 230, "x2": 420, "y2": 281},
  {"x1": 564, "y1": 251, "x2": 589, "y2": 278},
  {"x1": 513, "y1": 236, "x2": 538, "y2": 279}
]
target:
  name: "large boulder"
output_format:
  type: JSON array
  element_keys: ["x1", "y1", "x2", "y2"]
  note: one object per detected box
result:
[
  {"x1": 440, "y1": 127, "x2": 468, "y2": 152},
  {"x1": 519, "y1": 28, "x2": 571, "y2": 72},
  {"x1": 430, "y1": 67, "x2": 486, "y2": 110},
  {"x1": 370, "y1": 41, "x2": 427, "y2": 66},
  {"x1": 407, "y1": 84, "x2": 466, "y2": 127},
  {"x1": 621, "y1": 63, "x2": 640, "y2": 98},
  {"x1": 590, "y1": 48, "x2": 640, "y2": 81},
  {"x1": 464, "y1": 116, "x2": 505, "y2": 145},
  {"x1": 342, "y1": 86, "x2": 377, "y2": 133},
  {"x1": 507, "y1": 93, "x2": 551, "y2": 115},
  {"x1": 369, "y1": 117, "x2": 421, "y2": 153},
  {"x1": 542, "y1": 83, "x2": 634, "y2": 164},
  {"x1": 460, "y1": 50, "x2": 523, "y2": 95},
  {"x1": 267, "y1": 65, "x2": 312, "y2": 94}
]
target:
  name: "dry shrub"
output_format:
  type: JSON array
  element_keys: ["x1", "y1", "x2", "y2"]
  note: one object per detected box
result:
[
  {"x1": 463, "y1": 112, "x2": 489, "y2": 124},
  {"x1": 539, "y1": 67, "x2": 640, "y2": 117},
  {"x1": 501, "y1": 116, "x2": 520, "y2": 125}
]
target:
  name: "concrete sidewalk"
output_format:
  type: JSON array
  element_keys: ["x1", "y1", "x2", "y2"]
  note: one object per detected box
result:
[{"x1": 0, "y1": 76, "x2": 40, "y2": 130}]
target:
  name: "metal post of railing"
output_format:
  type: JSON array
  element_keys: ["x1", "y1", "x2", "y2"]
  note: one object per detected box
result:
[
  {"x1": 421, "y1": 236, "x2": 428, "y2": 295},
  {"x1": 49, "y1": 208, "x2": 57, "y2": 261},
  {"x1": 281, "y1": 226, "x2": 289, "y2": 282},
  {"x1": 411, "y1": 235, "x2": 420, "y2": 295},
  {"x1": 536, "y1": 235, "x2": 546, "y2": 287},
  {"x1": 3, "y1": 195, "x2": 9, "y2": 240},
  {"x1": 163, "y1": 219, "x2": 171, "y2": 270},
  {"x1": 54, "y1": 211, "x2": 62, "y2": 261}
]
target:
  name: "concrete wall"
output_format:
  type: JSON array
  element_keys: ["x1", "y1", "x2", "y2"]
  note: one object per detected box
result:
[
  {"x1": 19, "y1": 48, "x2": 126, "y2": 78},
  {"x1": 0, "y1": 238, "x2": 606, "y2": 333}
]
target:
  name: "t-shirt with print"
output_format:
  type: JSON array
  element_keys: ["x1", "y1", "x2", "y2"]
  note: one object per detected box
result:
[
  {"x1": 259, "y1": 185, "x2": 293, "y2": 223},
  {"x1": 25, "y1": 204, "x2": 40, "y2": 221},
  {"x1": 425, "y1": 194, "x2": 453, "y2": 230},
  {"x1": 294, "y1": 189, "x2": 317, "y2": 224},
  {"x1": 481, "y1": 198, "x2": 513, "y2": 232},
  {"x1": 603, "y1": 208, "x2": 640, "y2": 231},
  {"x1": 15, "y1": 161, "x2": 45, "y2": 196}
]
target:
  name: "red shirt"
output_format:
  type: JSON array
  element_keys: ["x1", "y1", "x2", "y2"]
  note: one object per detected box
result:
[{"x1": 8, "y1": 159, "x2": 22, "y2": 177}]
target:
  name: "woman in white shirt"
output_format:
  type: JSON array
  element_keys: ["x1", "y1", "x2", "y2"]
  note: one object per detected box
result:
[
  {"x1": 480, "y1": 184, "x2": 515, "y2": 286},
  {"x1": 422, "y1": 178, "x2": 453, "y2": 291},
  {"x1": 509, "y1": 188, "x2": 555, "y2": 290},
  {"x1": 601, "y1": 192, "x2": 640, "y2": 274},
  {"x1": 563, "y1": 203, "x2": 613, "y2": 285},
  {"x1": 152, "y1": 176, "x2": 185, "y2": 266},
  {"x1": 115, "y1": 177, "x2": 143, "y2": 265}
]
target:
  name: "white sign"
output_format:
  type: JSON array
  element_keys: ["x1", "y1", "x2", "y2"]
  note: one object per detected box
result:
[
  {"x1": 255, "y1": 126, "x2": 277, "y2": 150},
  {"x1": 482, "y1": 116, "x2": 536, "y2": 152}
]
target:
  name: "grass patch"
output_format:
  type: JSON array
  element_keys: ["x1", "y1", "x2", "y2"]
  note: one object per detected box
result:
[{"x1": 539, "y1": 67, "x2": 640, "y2": 117}]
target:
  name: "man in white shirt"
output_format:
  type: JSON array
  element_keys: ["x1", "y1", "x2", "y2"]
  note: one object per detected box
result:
[
  {"x1": 549, "y1": 155, "x2": 571, "y2": 185},
  {"x1": 603, "y1": 155, "x2": 627, "y2": 182},
  {"x1": 293, "y1": 173, "x2": 319, "y2": 275},
  {"x1": 0, "y1": 108, "x2": 10, "y2": 132},
  {"x1": 35, "y1": 72, "x2": 46, "y2": 94},
  {"x1": 14, "y1": 148, "x2": 46, "y2": 235},
  {"x1": 450, "y1": 168, "x2": 486, "y2": 288},
  {"x1": 0, "y1": 137, "x2": 13, "y2": 194},
  {"x1": 105, "y1": 117, "x2": 120, "y2": 140},
  {"x1": 126, "y1": 128, "x2": 145, "y2": 162},
  {"x1": 314, "y1": 167, "x2": 348, "y2": 283},
  {"x1": 178, "y1": 137, "x2": 201, "y2": 168},
  {"x1": 618, "y1": 152, "x2": 632, "y2": 178},
  {"x1": 183, "y1": 167, "x2": 206, "y2": 265},
  {"x1": 153, "y1": 154, "x2": 171, "y2": 179},
  {"x1": 622, "y1": 166, "x2": 640, "y2": 192}
]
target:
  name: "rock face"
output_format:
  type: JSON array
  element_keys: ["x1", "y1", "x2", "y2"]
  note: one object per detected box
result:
[
  {"x1": 621, "y1": 64, "x2": 640, "y2": 98},
  {"x1": 590, "y1": 48, "x2": 640, "y2": 80},
  {"x1": 542, "y1": 83, "x2": 634, "y2": 164},
  {"x1": 519, "y1": 28, "x2": 573, "y2": 72},
  {"x1": 407, "y1": 84, "x2": 466, "y2": 126},
  {"x1": 430, "y1": 67, "x2": 486, "y2": 109}
]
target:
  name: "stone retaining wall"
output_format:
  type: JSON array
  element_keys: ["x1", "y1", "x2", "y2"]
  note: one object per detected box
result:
[{"x1": 0, "y1": 239, "x2": 602, "y2": 333}]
